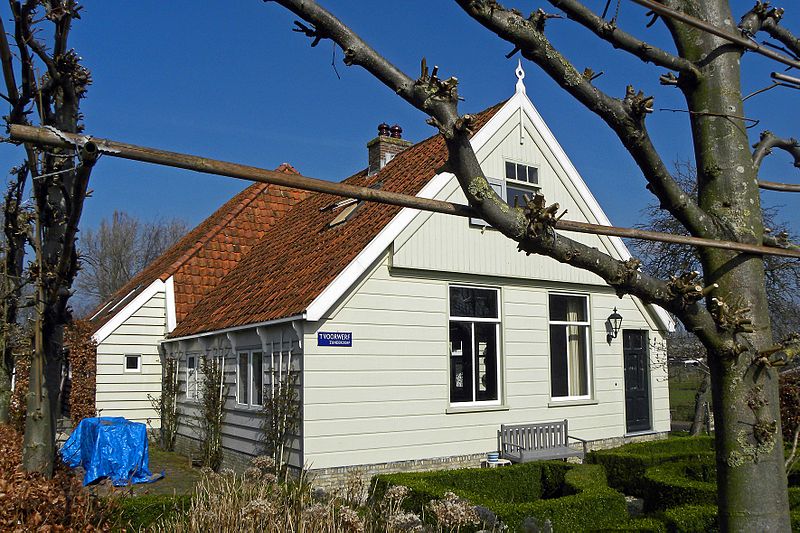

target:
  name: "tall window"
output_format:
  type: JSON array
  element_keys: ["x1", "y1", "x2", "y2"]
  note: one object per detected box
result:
[
  {"x1": 186, "y1": 354, "x2": 199, "y2": 401},
  {"x1": 549, "y1": 294, "x2": 591, "y2": 399},
  {"x1": 449, "y1": 286, "x2": 501, "y2": 404},
  {"x1": 237, "y1": 351, "x2": 264, "y2": 407}
]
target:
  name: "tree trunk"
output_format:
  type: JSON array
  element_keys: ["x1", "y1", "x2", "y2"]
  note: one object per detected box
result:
[
  {"x1": 666, "y1": 1, "x2": 791, "y2": 528},
  {"x1": 689, "y1": 371, "x2": 710, "y2": 436},
  {"x1": 21, "y1": 303, "x2": 54, "y2": 476}
]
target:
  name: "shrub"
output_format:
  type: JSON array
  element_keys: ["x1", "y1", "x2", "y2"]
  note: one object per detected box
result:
[
  {"x1": 664, "y1": 505, "x2": 800, "y2": 532},
  {"x1": 587, "y1": 436, "x2": 715, "y2": 496},
  {"x1": 0, "y1": 424, "x2": 110, "y2": 530},
  {"x1": 116, "y1": 494, "x2": 191, "y2": 531},
  {"x1": 374, "y1": 461, "x2": 628, "y2": 531},
  {"x1": 781, "y1": 371, "x2": 800, "y2": 441},
  {"x1": 643, "y1": 460, "x2": 716, "y2": 511}
]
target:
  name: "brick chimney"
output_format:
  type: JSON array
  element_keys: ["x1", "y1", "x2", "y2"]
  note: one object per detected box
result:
[{"x1": 367, "y1": 123, "x2": 412, "y2": 175}]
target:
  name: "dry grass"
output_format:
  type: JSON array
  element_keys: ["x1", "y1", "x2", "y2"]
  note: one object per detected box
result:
[{"x1": 154, "y1": 456, "x2": 502, "y2": 532}]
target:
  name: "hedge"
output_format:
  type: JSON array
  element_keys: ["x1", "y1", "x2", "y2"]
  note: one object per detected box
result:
[
  {"x1": 643, "y1": 460, "x2": 716, "y2": 511},
  {"x1": 373, "y1": 461, "x2": 628, "y2": 531},
  {"x1": 587, "y1": 436, "x2": 715, "y2": 497},
  {"x1": 663, "y1": 504, "x2": 800, "y2": 532},
  {"x1": 114, "y1": 494, "x2": 192, "y2": 531}
]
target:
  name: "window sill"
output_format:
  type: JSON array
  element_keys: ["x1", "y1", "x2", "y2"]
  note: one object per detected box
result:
[
  {"x1": 547, "y1": 399, "x2": 598, "y2": 408},
  {"x1": 446, "y1": 404, "x2": 510, "y2": 415}
]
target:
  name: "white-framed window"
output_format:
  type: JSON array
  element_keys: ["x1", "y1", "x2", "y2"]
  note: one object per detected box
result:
[
  {"x1": 548, "y1": 293, "x2": 592, "y2": 400},
  {"x1": 470, "y1": 161, "x2": 540, "y2": 226},
  {"x1": 124, "y1": 353, "x2": 141, "y2": 373},
  {"x1": 237, "y1": 351, "x2": 264, "y2": 407},
  {"x1": 448, "y1": 285, "x2": 502, "y2": 405},
  {"x1": 186, "y1": 354, "x2": 199, "y2": 401}
]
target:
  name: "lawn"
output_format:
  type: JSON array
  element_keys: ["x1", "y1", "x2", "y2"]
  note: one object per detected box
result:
[
  {"x1": 90, "y1": 446, "x2": 201, "y2": 498},
  {"x1": 669, "y1": 365, "x2": 707, "y2": 424}
]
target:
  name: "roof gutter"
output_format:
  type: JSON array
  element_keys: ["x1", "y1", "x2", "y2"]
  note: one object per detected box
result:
[{"x1": 161, "y1": 313, "x2": 306, "y2": 344}]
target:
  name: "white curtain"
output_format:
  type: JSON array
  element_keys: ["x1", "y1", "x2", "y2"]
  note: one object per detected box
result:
[{"x1": 566, "y1": 299, "x2": 587, "y2": 396}]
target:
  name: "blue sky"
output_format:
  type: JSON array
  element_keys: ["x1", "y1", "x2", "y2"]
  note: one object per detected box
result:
[{"x1": 2, "y1": 1, "x2": 799, "y2": 234}]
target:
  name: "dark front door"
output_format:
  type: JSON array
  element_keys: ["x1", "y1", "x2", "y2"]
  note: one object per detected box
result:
[{"x1": 623, "y1": 330, "x2": 651, "y2": 432}]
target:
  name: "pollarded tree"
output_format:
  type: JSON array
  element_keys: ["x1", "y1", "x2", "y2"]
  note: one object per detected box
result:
[{"x1": 271, "y1": 0, "x2": 799, "y2": 529}]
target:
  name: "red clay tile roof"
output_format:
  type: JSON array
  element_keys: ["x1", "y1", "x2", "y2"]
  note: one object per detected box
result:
[
  {"x1": 89, "y1": 163, "x2": 308, "y2": 333},
  {"x1": 169, "y1": 103, "x2": 504, "y2": 338}
]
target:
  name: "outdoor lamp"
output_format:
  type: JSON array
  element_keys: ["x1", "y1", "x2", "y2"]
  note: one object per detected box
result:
[{"x1": 607, "y1": 307, "x2": 623, "y2": 342}]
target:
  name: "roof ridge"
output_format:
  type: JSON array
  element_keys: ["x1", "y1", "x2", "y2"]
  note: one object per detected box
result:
[{"x1": 160, "y1": 182, "x2": 269, "y2": 279}]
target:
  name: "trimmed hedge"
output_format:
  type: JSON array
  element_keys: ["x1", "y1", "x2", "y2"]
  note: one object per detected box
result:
[
  {"x1": 587, "y1": 436, "x2": 715, "y2": 497},
  {"x1": 373, "y1": 461, "x2": 629, "y2": 531},
  {"x1": 663, "y1": 504, "x2": 800, "y2": 532},
  {"x1": 114, "y1": 494, "x2": 191, "y2": 531},
  {"x1": 643, "y1": 460, "x2": 716, "y2": 511}
]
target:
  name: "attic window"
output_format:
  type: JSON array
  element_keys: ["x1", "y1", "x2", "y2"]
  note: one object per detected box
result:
[{"x1": 322, "y1": 182, "x2": 383, "y2": 228}]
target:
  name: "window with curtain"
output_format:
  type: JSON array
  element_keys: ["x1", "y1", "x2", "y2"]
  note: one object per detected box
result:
[
  {"x1": 449, "y1": 286, "x2": 501, "y2": 404},
  {"x1": 237, "y1": 353, "x2": 249, "y2": 405},
  {"x1": 549, "y1": 294, "x2": 591, "y2": 399},
  {"x1": 237, "y1": 351, "x2": 264, "y2": 408}
]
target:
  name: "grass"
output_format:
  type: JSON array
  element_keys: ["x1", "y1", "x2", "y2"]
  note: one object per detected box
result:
[
  {"x1": 90, "y1": 446, "x2": 201, "y2": 499},
  {"x1": 668, "y1": 365, "x2": 707, "y2": 423}
]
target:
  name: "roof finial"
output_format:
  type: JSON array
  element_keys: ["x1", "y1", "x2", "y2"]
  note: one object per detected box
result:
[{"x1": 515, "y1": 59, "x2": 526, "y2": 95}]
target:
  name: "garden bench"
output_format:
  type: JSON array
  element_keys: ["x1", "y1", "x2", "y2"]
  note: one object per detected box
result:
[{"x1": 498, "y1": 419, "x2": 587, "y2": 463}]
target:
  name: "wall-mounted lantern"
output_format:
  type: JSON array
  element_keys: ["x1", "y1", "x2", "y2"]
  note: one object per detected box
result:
[{"x1": 607, "y1": 307, "x2": 623, "y2": 343}]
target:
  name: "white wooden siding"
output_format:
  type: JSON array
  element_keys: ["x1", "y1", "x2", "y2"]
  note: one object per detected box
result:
[
  {"x1": 393, "y1": 111, "x2": 617, "y2": 285},
  {"x1": 95, "y1": 290, "x2": 166, "y2": 425},
  {"x1": 303, "y1": 254, "x2": 669, "y2": 469},
  {"x1": 168, "y1": 325, "x2": 304, "y2": 469}
]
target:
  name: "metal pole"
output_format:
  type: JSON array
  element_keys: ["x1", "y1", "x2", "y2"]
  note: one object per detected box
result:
[{"x1": 8, "y1": 124, "x2": 800, "y2": 259}]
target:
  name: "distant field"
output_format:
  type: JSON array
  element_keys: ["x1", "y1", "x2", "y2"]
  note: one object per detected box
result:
[{"x1": 668, "y1": 365, "x2": 707, "y2": 423}]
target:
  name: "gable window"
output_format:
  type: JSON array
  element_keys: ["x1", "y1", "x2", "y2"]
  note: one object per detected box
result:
[
  {"x1": 549, "y1": 294, "x2": 591, "y2": 399},
  {"x1": 186, "y1": 355, "x2": 199, "y2": 401},
  {"x1": 237, "y1": 351, "x2": 264, "y2": 407},
  {"x1": 124, "y1": 354, "x2": 141, "y2": 373},
  {"x1": 449, "y1": 286, "x2": 501, "y2": 405},
  {"x1": 470, "y1": 161, "x2": 540, "y2": 226}
]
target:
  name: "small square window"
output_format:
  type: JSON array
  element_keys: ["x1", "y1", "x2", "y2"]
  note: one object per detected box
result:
[{"x1": 124, "y1": 354, "x2": 141, "y2": 372}]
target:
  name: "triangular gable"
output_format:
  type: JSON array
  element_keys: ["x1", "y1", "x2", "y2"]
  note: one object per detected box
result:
[{"x1": 308, "y1": 71, "x2": 674, "y2": 332}]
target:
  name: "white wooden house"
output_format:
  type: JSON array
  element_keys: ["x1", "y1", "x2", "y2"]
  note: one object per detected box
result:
[{"x1": 92, "y1": 66, "x2": 673, "y2": 481}]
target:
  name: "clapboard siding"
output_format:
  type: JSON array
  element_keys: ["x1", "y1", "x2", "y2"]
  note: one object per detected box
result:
[
  {"x1": 393, "y1": 110, "x2": 617, "y2": 285},
  {"x1": 169, "y1": 324, "x2": 304, "y2": 469},
  {"x1": 303, "y1": 253, "x2": 669, "y2": 469},
  {"x1": 95, "y1": 291, "x2": 166, "y2": 425}
]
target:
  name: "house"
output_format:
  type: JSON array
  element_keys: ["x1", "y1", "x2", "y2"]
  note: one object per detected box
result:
[
  {"x1": 92, "y1": 65, "x2": 673, "y2": 484},
  {"x1": 88, "y1": 166, "x2": 308, "y2": 424}
]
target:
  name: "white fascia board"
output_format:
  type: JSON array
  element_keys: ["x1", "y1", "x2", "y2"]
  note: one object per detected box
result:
[
  {"x1": 471, "y1": 92, "x2": 675, "y2": 332},
  {"x1": 165, "y1": 275, "x2": 177, "y2": 333},
  {"x1": 161, "y1": 313, "x2": 306, "y2": 345},
  {"x1": 92, "y1": 279, "x2": 166, "y2": 344},
  {"x1": 305, "y1": 172, "x2": 455, "y2": 322}
]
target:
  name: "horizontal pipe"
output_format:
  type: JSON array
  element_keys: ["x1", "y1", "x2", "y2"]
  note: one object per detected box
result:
[
  {"x1": 759, "y1": 180, "x2": 800, "y2": 193},
  {"x1": 9, "y1": 124, "x2": 800, "y2": 259},
  {"x1": 630, "y1": 0, "x2": 800, "y2": 71}
]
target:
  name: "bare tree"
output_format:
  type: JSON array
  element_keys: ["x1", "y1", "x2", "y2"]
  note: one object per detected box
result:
[
  {"x1": 75, "y1": 211, "x2": 187, "y2": 308},
  {"x1": 270, "y1": 0, "x2": 799, "y2": 528},
  {"x1": 0, "y1": 1, "x2": 94, "y2": 476}
]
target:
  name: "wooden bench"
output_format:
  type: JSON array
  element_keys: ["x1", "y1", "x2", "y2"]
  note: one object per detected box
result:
[{"x1": 498, "y1": 419, "x2": 588, "y2": 463}]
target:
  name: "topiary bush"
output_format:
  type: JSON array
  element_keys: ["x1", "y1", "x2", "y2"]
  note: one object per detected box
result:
[
  {"x1": 663, "y1": 504, "x2": 800, "y2": 532},
  {"x1": 587, "y1": 436, "x2": 715, "y2": 497},
  {"x1": 373, "y1": 461, "x2": 629, "y2": 531},
  {"x1": 643, "y1": 460, "x2": 717, "y2": 511}
]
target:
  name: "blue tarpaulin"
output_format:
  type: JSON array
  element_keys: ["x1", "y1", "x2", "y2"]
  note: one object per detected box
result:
[{"x1": 61, "y1": 416, "x2": 158, "y2": 486}]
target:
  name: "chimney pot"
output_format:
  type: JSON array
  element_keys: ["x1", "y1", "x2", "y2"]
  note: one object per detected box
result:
[{"x1": 367, "y1": 122, "x2": 412, "y2": 175}]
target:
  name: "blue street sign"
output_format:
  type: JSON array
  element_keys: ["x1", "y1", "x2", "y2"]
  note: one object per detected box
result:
[{"x1": 317, "y1": 331, "x2": 353, "y2": 347}]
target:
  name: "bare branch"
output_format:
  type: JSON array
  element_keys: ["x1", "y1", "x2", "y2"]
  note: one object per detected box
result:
[
  {"x1": 266, "y1": 0, "x2": 732, "y2": 352},
  {"x1": 759, "y1": 180, "x2": 800, "y2": 193},
  {"x1": 629, "y1": 0, "x2": 800, "y2": 69},
  {"x1": 454, "y1": 0, "x2": 717, "y2": 241},
  {"x1": 740, "y1": 3, "x2": 800, "y2": 59},
  {"x1": 548, "y1": 0, "x2": 700, "y2": 79},
  {"x1": 753, "y1": 131, "x2": 800, "y2": 171}
]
